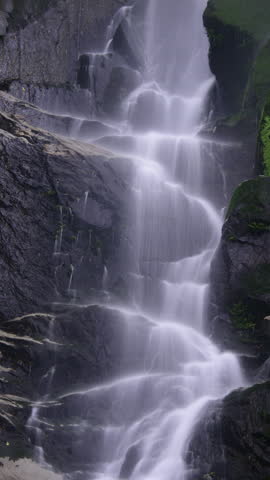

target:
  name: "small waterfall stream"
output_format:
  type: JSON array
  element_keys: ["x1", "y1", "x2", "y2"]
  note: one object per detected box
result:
[
  {"x1": 26, "y1": 1, "x2": 246, "y2": 479},
  {"x1": 71, "y1": 1, "x2": 246, "y2": 479}
]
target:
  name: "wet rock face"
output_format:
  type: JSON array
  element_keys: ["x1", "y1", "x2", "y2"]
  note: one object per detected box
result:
[
  {"x1": 77, "y1": 52, "x2": 141, "y2": 117},
  {"x1": 203, "y1": 4, "x2": 270, "y2": 373},
  {"x1": 189, "y1": 382, "x2": 270, "y2": 480},
  {"x1": 210, "y1": 177, "x2": 270, "y2": 371},
  {"x1": 77, "y1": 1, "x2": 143, "y2": 118},
  {"x1": 0, "y1": 1, "x2": 138, "y2": 470},
  {"x1": 203, "y1": 0, "x2": 270, "y2": 189},
  {"x1": 204, "y1": 0, "x2": 270, "y2": 118},
  {"x1": 203, "y1": 8, "x2": 256, "y2": 116},
  {"x1": 0, "y1": 0, "x2": 13, "y2": 35},
  {"x1": 0, "y1": 111, "x2": 129, "y2": 320},
  {"x1": 0, "y1": 0, "x2": 140, "y2": 119},
  {"x1": 0, "y1": 108, "x2": 132, "y2": 468},
  {"x1": 200, "y1": 5, "x2": 270, "y2": 479},
  {"x1": 203, "y1": 4, "x2": 270, "y2": 369},
  {"x1": 0, "y1": 0, "x2": 128, "y2": 100}
]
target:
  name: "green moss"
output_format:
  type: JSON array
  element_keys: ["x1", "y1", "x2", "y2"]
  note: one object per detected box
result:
[
  {"x1": 260, "y1": 411, "x2": 270, "y2": 423},
  {"x1": 226, "y1": 177, "x2": 270, "y2": 219},
  {"x1": 241, "y1": 337, "x2": 261, "y2": 345},
  {"x1": 227, "y1": 180, "x2": 261, "y2": 218},
  {"x1": 242, "y1": 264, "x2": 270, "y2": 296},
  {"x1": 227, "y1": 234, "x2": 237, "y2": 241},
  {"x1": 207, "y1": 27, "x2": 224, "y2": 47},
  {"x1": 252, "y1": 41, "x2": 270, "y2": 109},
  {"x1": 44, "y1": 189, "x2": 57, "y2": 196},
  {"x1": 206, "y1": 0, "x2": 270, "y2": 42},
  {"x1": 216, "y1": 113, "x2": 246, "y2": 131},
  {"x1": 54, "y1": 222, "x2": 65, "y2": 239},
  {"x1": 230, "y1": 302, "x2": 256, "y2": 330},
  {"x1": 261, "y1": 114, "x2": 270, "y2": 175},
  {"x1": 205, "y1": 2, "x2": 270, "y2": 114},
  {"x1": 248, "y1": 221, "x2": 270, "y2": 232},
  {"x1": 221, "y1": 112, "x2": 243, "y2": 128}
]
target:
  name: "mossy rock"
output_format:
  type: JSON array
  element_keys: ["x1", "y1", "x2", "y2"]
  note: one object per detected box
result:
[
  {"x1": 226, "y1": 380, "x2": 270, "y2": 404},
  {"x1": 220, "y1": 112, "x2": 243, "y2": 128},
  {"x1": 204, "y1": 0, "x2": 270, "y2": 119},
  {"x1": 230, "y1": 301, "x2": 256, "y2": 331},
  {"x1": 224, "y1": 178, "x2": 270, "y2": 348},
  {"x1": 227, "y1": 177, "x2": 270, "y2": 219},
  {"x1": 227, "y1": 296, "x2": 268, "y2": 351},
  {"x1": 252, "y1": 41, "x2": 270, "y2": 107},
  {"x1": 204, "y1": 3, "x2": 256, "y2": 116},
  {"x1": 239, "y1": 264, "x2": 270, "y2": 298},
  {"x1": 205, "y1": 0, "x2": 270, "y2": 42},
  {"x1": 256, "y1": 95, "x2": 270, "y2": 175}
]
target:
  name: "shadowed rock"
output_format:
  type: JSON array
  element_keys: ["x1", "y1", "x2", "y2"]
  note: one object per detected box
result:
[
  {"x1": 119, "y1": 444, "x2": 141, "y2": 479},
  {"x1": 188, "y1": 382, "x2": 270, "y2": 480},
  {"x1": 0, "y1": 104, "x2": 132, "y2": 469}
]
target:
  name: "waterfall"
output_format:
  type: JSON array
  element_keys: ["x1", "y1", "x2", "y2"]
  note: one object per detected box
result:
[
  {"x1": 24, "y1": 1, "x2": 246, "y2": 478},
  {"x1": 72, "y1": 1, "x2": 246, "y2": 479}
]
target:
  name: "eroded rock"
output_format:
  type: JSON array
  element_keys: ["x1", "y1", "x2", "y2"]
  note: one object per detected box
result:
[
  {"x1": 0, "y1": 105, "x2": 132, "y2": 469},
  {"x1": 188, "y1": 382, "x2": 270, "y2": 480},
  {"x1": 210, "y1": 177, "x2": 270, "y2": 371}
]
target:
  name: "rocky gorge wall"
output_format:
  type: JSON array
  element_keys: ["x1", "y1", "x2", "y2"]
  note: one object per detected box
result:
[
  {"x1": 0, "y1": 1, "x2": 137, "y2": 477},
  {"x1": 203, "y1": 0, "x2": 270, "y2": 374},
  {"x1": 0, "y1": 0, "x2": 270, "y2": 479},
  {"x1": 0, "y1": 0, "x2": 129, "y2": 114},
  {"x1": 187, "y1": 2, "x2": 270, "y2": 479},
  {"x1": 0, "y1": 100, "x2": 134, "y2": 475}
]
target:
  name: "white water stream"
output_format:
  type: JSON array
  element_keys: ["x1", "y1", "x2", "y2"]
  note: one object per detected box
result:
[
  {"x1": 26, "y1": 1, "x2": 245, "y2": 479},
  {"x1": 74, "y1": 1, "x2": 246, "y2": 479}
]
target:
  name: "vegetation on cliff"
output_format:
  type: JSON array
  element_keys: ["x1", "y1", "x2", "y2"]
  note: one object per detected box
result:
[
  {"x1": 260, "y1": 114, "x2": 270, "y2": 175},
  {"x1": 205, "y1": 0, "x2": 270, "y2": 373},
  {"x1": 204, "y1": 0, "x2": 270, "y2": 123},
  {"x1": 205, "y1": 0, "x2": 270, "y2": 41}
]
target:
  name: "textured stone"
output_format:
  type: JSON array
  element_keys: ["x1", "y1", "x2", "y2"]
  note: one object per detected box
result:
[
  {"x1": 204, "y1": 0, "x2": 270, "y2": 117},
  {"x1": 0, "y1": 0, "x2": 128, "y2": 98},
  {"x1": 0, "y1": 90, "x2": 119, "y2": 139},
  {"x1": 188, "y1": 382, "x2": 270, "y2": 480},
  {"x1": 0, "y1": 107, "x2": 133, "y2": 469},
  {"x1": 210, "y1": 177, "x2": 270, "y2": 370}
]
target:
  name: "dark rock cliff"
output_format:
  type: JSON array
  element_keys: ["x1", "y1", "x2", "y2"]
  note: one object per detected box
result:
[
  {"x1": 204, "y1": 0, "x2": 270, "y2": 119},
  {"x1": 211, "y1": 177, "x2": 270, "y2": 367},
  {"x1": 0, "y1": 1, "x2": 142, "y2": 476},
  {"x1": 0, "y1": 0, "x2": 129, "y2": 113},
  {"x1": 0, "y1": 104, "x2": 130, "y2": 319},
  {"x1": 203, "y1": 0, "x2": 270, "y2": 180},
  {"x1": 203, "y1": 0, "x2": 270, "y2": 372},
  {"x1": 189, "y1": 2, "x2": 270, "y2": 479},
  {"x1": 0, "y1": 103, "x2": 132, "y2": 474},
  {"x1": 0, "y1": 0, "x2": 270, "y2": 478},
  {"x1": 189, "y1": 382, "x2": 270, "y2": 480}
]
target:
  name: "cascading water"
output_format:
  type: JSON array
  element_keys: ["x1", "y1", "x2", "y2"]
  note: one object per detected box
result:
[
  {"x1": 25, "y1": 1, "x2": 246, "y2": 479},
  {"x1": 64, "y1": 1, "x2": 246, "y2": 479}
]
